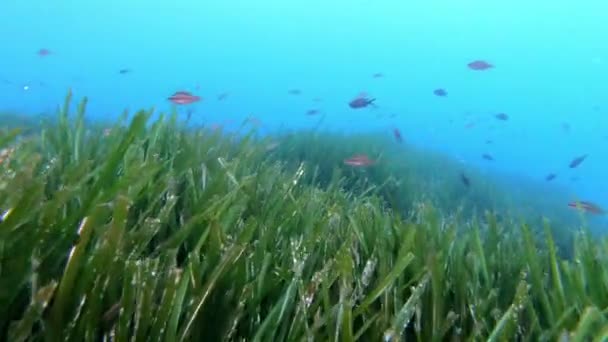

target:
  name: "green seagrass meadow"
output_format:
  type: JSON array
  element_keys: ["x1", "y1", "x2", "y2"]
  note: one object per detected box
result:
[{"x1": 1, "y1": 92, "x2": 607, "y2": 341}]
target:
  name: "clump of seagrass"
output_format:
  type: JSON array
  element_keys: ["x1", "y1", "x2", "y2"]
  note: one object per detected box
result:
[{"x1": 0, "y1": 91, "x2": 607, "y2": 341}]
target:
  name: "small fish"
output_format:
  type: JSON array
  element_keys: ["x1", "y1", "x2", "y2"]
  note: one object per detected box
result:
[
  {"x1": 465, "y1": 122, "x2": 476, "y2": 129},
  {"x1": 485, "y1": 139, "x2": 493, "y2": 144},
  {"x1": 118, "y1": 68, "x2": 131, "y2": 74},
  {"x1": 217, "y1": 92, "x2": 229, "y2": 101},
  {"x1": 306, "y1": 109, "x2": 320, "y2": 116},
  {"x1": 433, "y1": 88, "x2": 447, "y2": 97},
  {"x1": 494, "y1": 113, "x2": 509, "y2": 120},
  {"x1": 186, "y1": 108, "x2": 195, "y2": 121},
  {"x1": 460, "y1": 172, "x2": 470, "y2": 187},
  {"x1": 288, "y1": 89, "x2": 301, "y2": 95},
  {"x1": 372, "y1": 72, "x2": 384, "y2": 78},
  {"x1": 393, "y1": 128, "x2": 403, "y2": 143},
  {"x1": 38, "y1": 48, "x2": 51, "y2": 57},
  {"x1": 569, "y1": 154, "x2": 587, "y2": 168},
  {"x1": 545, "y1": 173, "x2": 556, "y2": 181},
  {"x1": 482, "y1": 153, "x2": 494, "y2": 161},
  {"x1": 312, "y1": 97, "x2": 323, "y2": 102},
  {"x1": 344, "y1": 154, "x2": 375, "y2": 167},
  {"x1": 567, "y1": 201, "x2": 605, "y2": 215},
  {"x1": 245, "y1": 116, "x2": 262, "y2": 127},
  {"x1": 348, "y1": 93, "x2": 376, "y2": 109},
  {"x1": 561, "y1": 122, "x2": 571, "y2": 133},
  {"x1": 467, "y1": 60, "x2": 493, "y2": 70},
  {"x1": 168, "y1": 91, "x2": 201, "y2": 105},
  {"x1": 265, "y1": 141, "x2": 280, "y2": 152}
]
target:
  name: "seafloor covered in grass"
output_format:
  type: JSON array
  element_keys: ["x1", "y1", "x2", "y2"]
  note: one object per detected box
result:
[{"x1": 1, "y1": 93, "x2": 607, "y2": 341}]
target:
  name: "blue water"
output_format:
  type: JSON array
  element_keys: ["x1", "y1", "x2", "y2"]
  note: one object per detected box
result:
[{"x1": 1, "y1": 0, "x2": 607, "y2": 223}]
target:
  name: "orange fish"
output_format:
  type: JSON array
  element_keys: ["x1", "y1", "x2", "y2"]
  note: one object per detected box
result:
[
  {"x1": 344, "y1": 154, "x2": 375, "y2": 167},
  {"x1": 567, "y1": 201, "x2": 605, "y2": 215},
  {"x1": 168, "y1": 91, "x2": 201, "y2": 105}
]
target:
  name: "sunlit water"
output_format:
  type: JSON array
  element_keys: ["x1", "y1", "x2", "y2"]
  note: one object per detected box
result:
[{"x1": 1, "y1": 0, "x2": 606, "y2": 228}]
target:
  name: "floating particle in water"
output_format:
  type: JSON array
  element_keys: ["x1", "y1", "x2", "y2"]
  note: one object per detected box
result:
[
  {"x1": 217, "y1": 92, "x2": 229, "y2": 101},
  {"x1": 545, "y1": 173, "x2": 556, "y2": 181}
]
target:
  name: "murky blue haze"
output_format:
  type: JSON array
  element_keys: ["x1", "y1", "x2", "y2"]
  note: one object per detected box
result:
[{"x1": 1, "y1": 0, "x2": 607, "y2": 227}]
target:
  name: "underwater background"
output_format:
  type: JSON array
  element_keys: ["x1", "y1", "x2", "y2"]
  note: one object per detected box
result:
[{"x1": 1, "y1": 0, "x2": 607, "y2": 229}]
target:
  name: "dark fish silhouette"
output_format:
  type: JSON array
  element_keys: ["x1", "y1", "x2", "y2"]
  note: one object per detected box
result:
[
  {"x1": 569, "y1": 154, "x2": 587, "y2": 168},
  {"x1": 118, "y1": 68, "x2": 131, "y2": 74},
  {"x1": 433, "y1": 88, "x2": 447, "y2": 97},
  {"x1": 38, "y1": 48, "x2": 51, "y2": 57},
  {"x1": 348, "y1": 95, "x2": 376, "y2": 109},
  {"x1": 460, "y1": 172, "x2": 470, "y2": 187},
  {"x1": 393, "y1": 128, "x2": 402, "y2": 143},
  {"x1": 467, "y1": 60, "x2": 493, "y2": 70},
  {"x1": 494, "y1": 113, "x2": 509, "y2": 120},
  {"x1": 545, "y1": 173, "x2": 556, "y2": 181},
  {"x1": 482, "y1": 153, "x2": 494, "y2": 161},
  {"x1": 288, "y1": 89, "x2": 301, "y2": 95}
]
